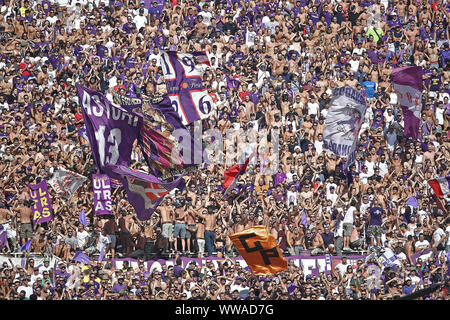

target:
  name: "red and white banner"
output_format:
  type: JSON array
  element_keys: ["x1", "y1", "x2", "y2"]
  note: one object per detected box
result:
[{"x1": 48, "y1": 167, "x2": 87, "y2": 199}]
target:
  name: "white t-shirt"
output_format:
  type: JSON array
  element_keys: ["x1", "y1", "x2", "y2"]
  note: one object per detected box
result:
[
  {"x1": 314, "y1": 140, "x2": 323, "y2": 154},
  {"x1": 433, "y1": 228, "x2": 445, "y2": 244},
  {"x1": 38, "y1": 264, "x2": 51, "y2": 274},
  {"x1": 343, "y1": 206, "x2": 357, "y2": 224},
  {"x1": 17, "y1": 285, "x2": 33, "y2": 299},
  {"x1": 133, "y1": 15, "x2": 148, "y2": 31},
  {"x1": 415, "y1": 240, "x2": 430, "y2": 251},
  {"x1": 76, "y1": 230, "x2": 90, "y2": 248},
  {"x1": 307, "y1": 102, "x2": 319, "y2": 116},
  {"x1": 97, "y1": 233, "x2": 111, "y2": 252}
]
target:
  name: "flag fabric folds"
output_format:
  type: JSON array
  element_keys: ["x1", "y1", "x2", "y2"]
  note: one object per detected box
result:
[
  {"x1": 79, "y1": 209, "x2": 88, "y2": 227},
  {"x1": 391, "y1": 66, "x2": 423, "y2": 140},
  {"x1": 428, "y1": 176, "x2": 450, "y2": 197},
  {"x1": 160, "y1": 51, "x2": 215, "y2": 125},
  {"x1": 223, "y1": 153, "x2": 254, "y2": 196},
  {"x1": 0, "y1": 229, "x2": 7, "y2": 250},
  {"x1": 20, "y1": 239, "x2": 32, "y2": 252},
  {"x1": 76, "y1": 84, "x2": 143, "y2": 181},
  {"x1": 322, "y1": 86, "x2": 367, "y2": 168},
  {"x1": 48, "y1": 167, "x2": 87, "y2": 199},
  {"x1": 229, "y1": 226, "x2": 288, "y2": 275},
  {"x1": 28, "y1": 180, "x2": 53, "y2": 225},
  {"x1": 106, "y1": 164, "x2": 184, "y2": 221},
  {"x1": 300, "y1": 210, "x2": 308, "y2": 227},
  {"x1": 73, "y1": 251, "x2": 90, "y2": 264},
  {"x1": 92, "y1": 174, "x2": 113, "y2": 216}
]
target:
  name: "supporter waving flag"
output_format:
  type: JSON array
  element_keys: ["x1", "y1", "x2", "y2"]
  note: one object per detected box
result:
[
  {"x1": 391, "y1": 66, "x2": 423, "y2": 140},
  {"x1": 159, "y1": 51, "x2": 215, "y2": 125}
]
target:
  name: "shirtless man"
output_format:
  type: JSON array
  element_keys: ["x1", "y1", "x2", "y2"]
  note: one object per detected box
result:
[
  {"x1": 195, "y1": 214, "x2": 206, "y2": 257},
  {"x1": 311, "y1": 227, "x2": 325, "y2": 254},
  {"x1": 13, "y1": 199, "x2": 33, "y2": 246},
  {"x1": 159, "y1": 198, "x2": 174, "y2": 252},
  {"x1": 173, "y1": 201, "x2": 187, "y2": 253},
  {"x1": 0, "y1": 203, "x2": 15, "y2": 251},
  {"x1": 197, "y1": 204, "x2": 223, "y2": 257},
  {"x1": 185, "y1": 204, "x2": 197, "y2": 254}
]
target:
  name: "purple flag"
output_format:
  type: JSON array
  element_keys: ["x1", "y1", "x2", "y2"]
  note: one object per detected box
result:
[
  {"x1": 78, "y1": 125, "x2": 88, "y2": 141},
  {"x1": 99, "y1": 247, "x2": 105, "y2": 261},
  {"x1": 0, "y1": 231, "x2": 7, "y2": 250},
  {"x1": 114, "y1": 94, "x2": 206, "y2": 179},
  {"x1": 28, "y1": 180, "x2": 53, "y2": 225},
  {"x1": 92, "y1": 174, "x2": 113, "y2": 216},
  {"x1": 20, "y1": 239, "x2": 32, "y2": 252},
  {"x1": 160, "y1": 51, "x2": 215, "y2": 125},
  {"x1": 405, "y1": 196, "x2": 419, "y2": 208},
  {"x1": 79, "y1": 209, "x2": 88, "y2": 227},
  {"x1": 75, "y1": 84, "x2": 143, "y2": 180},
  {"x1": 300, "y1": 210, "x2": 308, "y2": 227},
  {"x1": 73, "y1": 251, "x2": 90, "y2": 264},
  {"x1": 107, "y1": 164, "x2": 184, "y2": 221},
  {"x1": 391, "y1": 66, "x2": 423, "y2": 140}
]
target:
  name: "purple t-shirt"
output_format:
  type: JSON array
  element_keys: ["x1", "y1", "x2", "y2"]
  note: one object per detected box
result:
[{"x1": 369, "y1": 207, "x2": 383, "y2": 226}]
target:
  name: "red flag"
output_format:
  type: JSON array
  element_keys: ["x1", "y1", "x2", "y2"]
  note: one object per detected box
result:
[
  {"x1": 223, "y1": 153, "x2": 254, "y2": 195},
  {"x1": 171, "y1": 0, "x2": 177, "y2": 7}
]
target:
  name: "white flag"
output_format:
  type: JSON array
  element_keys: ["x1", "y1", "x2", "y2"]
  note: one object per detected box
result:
[
  {"x1": 48, "y1": 167, "x2": 87, "y2": 199},
  {"x1": 322, "y1": 86, "x2": 367, "y2": 168}
]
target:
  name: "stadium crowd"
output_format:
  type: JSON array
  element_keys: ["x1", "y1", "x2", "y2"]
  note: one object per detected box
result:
[{"x1": 0, "y1": 0, "x2": 449, "y2": 300}]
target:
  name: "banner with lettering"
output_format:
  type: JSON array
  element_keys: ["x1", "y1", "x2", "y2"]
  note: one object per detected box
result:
[
  {"x1": 323, "y1": 86, "x2": 367, "y2": 168},
  {"x1": 229, "y1": 226, "x2": 287, "y2": 275},
  {"x1": 160, "y1": 51, "x2": 215, "y2": 125},
  {"x1": 92, "y1": 174, "x2": 113, "y2": 216},
  {"x1": 48, "y1": 167, "x2": 87, "y2": 199},
  {"x1": 75, "y1": 84, "x2": 143, "y2": 181},
  {"x1": 28, "y1": 180, "x2": 53, "y2": 225}
]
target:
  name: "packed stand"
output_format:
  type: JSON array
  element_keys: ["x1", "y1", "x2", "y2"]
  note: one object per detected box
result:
[{"x1": 0, "y1": 0, "x2": 449, "y2": 300}]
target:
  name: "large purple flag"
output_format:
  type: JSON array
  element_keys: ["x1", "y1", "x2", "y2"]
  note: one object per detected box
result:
[
  {"x1": 76, "y1": 84, "x2": 143, "y2": 180},
  {"x1": 28, "y1": 180, "x2": 53, "y2": 225},
  {"x1": 160, "y1": 51, "x2": 215, "y2": 125},
  {"x1": 106, "y1": 164, "x2": 184, "y2": 221},
  {"x1": 92, "y1": 174, "x2": 113, "y2": 216},
  {"x1": 391, "y1": 66, "x2": 423, "y2": 140}
]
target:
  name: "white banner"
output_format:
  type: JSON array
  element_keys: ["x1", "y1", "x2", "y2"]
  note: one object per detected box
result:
[
  {"x1": 48, "y1": 167, "x2": 87, "y2": 199},
  {"x1": 323, "y1": 86, "x2": 367, "y2": 161}
]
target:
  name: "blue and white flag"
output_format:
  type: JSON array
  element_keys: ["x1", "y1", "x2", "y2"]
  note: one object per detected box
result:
[
  {"x1": 322, "y1": 86, "x2": 367, "y2": 169},
  {"x1": 20, "y1": 239, "x2": 32, "y2": 252},
  {"x1": 78, "y1": 125, "x2": 89, "y2": 141}
]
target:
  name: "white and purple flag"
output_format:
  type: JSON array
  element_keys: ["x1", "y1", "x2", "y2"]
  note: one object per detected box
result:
[
  {"x1": 160, "y1": 51, "x2": 215, "y2": 125},
  {"x1": 322, "y1": 86, "x2": 367, "y2": 168},
  {"x1": 92, "y1": 174, "x2": 112, "y2": 216},
  {"x1": 391, "y1": 66, "x2": 423, "y2": 140},
  {"x1": 106, "y1": 164, "x2": 184, "y2": 221},
  {"x1": 428, "y1": 176, "x2": 450, "y2": 197}
]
